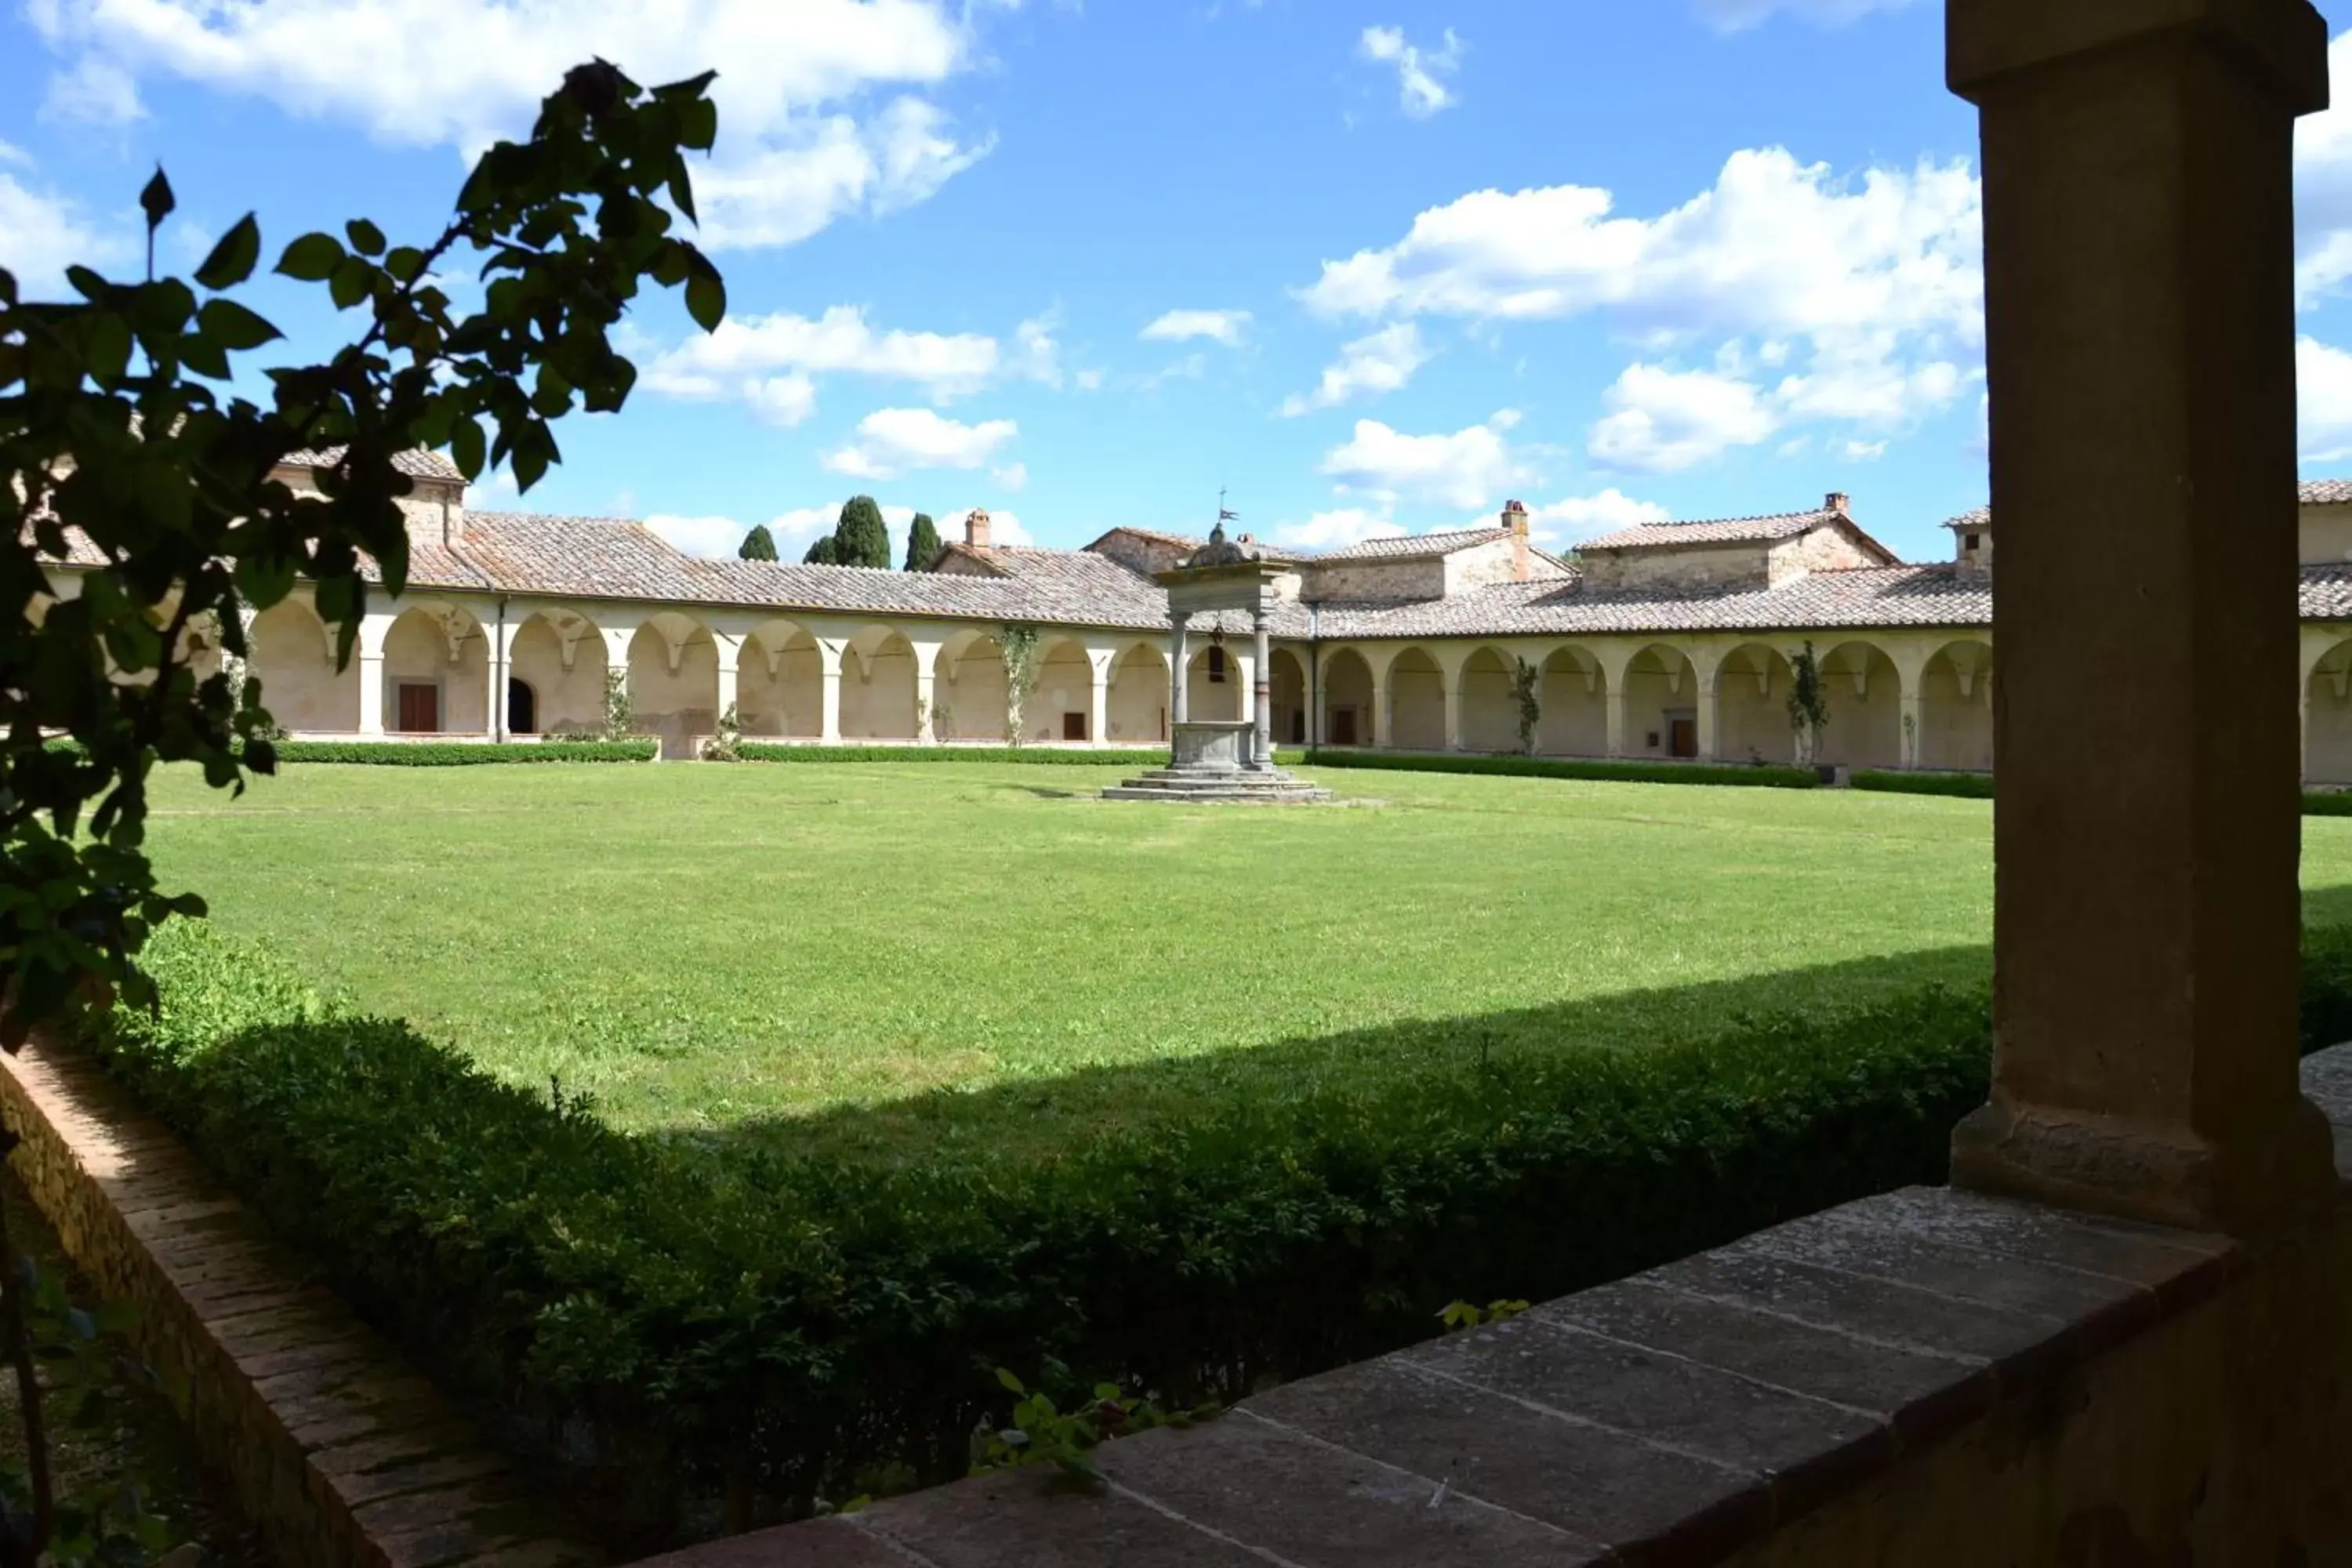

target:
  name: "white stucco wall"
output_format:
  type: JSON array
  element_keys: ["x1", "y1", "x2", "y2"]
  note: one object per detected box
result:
[
  {"x1": 1186, "y1": 647, "x2": 1245, "y2": 723},
  {"x1": 1108, "y1": 646, "x2": 1168, "y2": 742},
  {"x1": 1537, "y1": 655, "x2": 1606, "y2": 756},
  {"x1": 1388, "y1": 650, "x2": 1445, "y2": 750},
  {"x1": 938, "y1": 641, "x2": 1009, "y2": 741},
  {"x1": 1811, "y1": 641, "x2": 1904, "y2": 769},
  {"x1": 508, "y1": 615, "x2": 608, "y2": 735},
  {"x1": 1460, "y1": 649, "x2": 1519, "y2": 753},
  {"x1": 250, "y1": 598, "x2": 360, "y2": 732},
  {"x1": 842, "y1": 638, "x2": 920, "y2": 740},
  {"x1": 383, "y1": 607, "x2": 489, "y2": 732},
  {"x1": 629, "y1": 622, "x2": 718, "y2": 755},
  {"x1": 1323, "y1": 652, "x2": 1374, "y2": 746},
  {"x1": 1920, "y1": 643, "x2": 1995, "y2": 771}
]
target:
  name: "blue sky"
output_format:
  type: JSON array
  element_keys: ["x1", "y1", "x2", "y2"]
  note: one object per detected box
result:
[{"x1": 9, "y1": 0, "x2": 2352, "y2": 566}]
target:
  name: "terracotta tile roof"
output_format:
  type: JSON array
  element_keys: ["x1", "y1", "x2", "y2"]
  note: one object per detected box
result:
[
  {"x1": 1579, "y1": 509, "x2": 1834, "y2": 551},
  {"x1": 2299, "y1": 564, "x2": 2352, "y2": 619},
  {"x1": 2303, "y1": 481, "x2": 2352, "y2": 505},
  {"x1": 279, "y1": 446, "x2": 465, "y2": 482},
  {"x1": 1941, "y1": 506, "x2": 1991, "y2": 530},
  {"x1": 1311, "y1": 527, "x2": 1512, "y2": 561}
]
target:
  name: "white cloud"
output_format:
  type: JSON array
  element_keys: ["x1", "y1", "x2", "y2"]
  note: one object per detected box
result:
[
  {"x1": 1279, "y1": 323, "x2": 1433, "y2": 416},
  {"x1": 993, "y1": 462, "x2": 1028, "y2": 491},
  {"x1": 0, "y1": 165, "x2": 125, "y2": 292},
  {"x1": 1138, "y1": 354, "x2": 1208, "y2": 391},
  {"x1": 1074, "y1": 368, "x2": 1106, "y2": 392},
  {"x1": 26, "y1": 0, "x2": 994, "y2": 251},
  {"x1": 1318, "y1": 412, "x2": 1526, "y2": 509},
  {"x1": 740, "y1": 374, "x2": 818, "y2": 427},
  {"x1": 1141, "y1": 308, "x2": 1253, "y2": 347},
  {"x1": 1013, "y1": 314, "x2": 1062, "y2": 387},
  {"x1": 1272, "y1": 507, "x2": 1406, "y2": 550},
  {"x1": 42, "y1": 55, "x2": 144, "y2": 125},
  {"x1": 823, "y1": 407, "x2": 1018, "y2": 480},
  {"x1": 2298, "y1": 32, "x2": 2352, "y2": 306},
  {"x1": 1837, "y1": 437, "x2": 1888, "y2": 461},
  {"x1": 645, "y1": 508, "x2": 831, "y2": 559},
  {"x1": 1693, "y1": 0, "x2": 1916, "y2": 31},
  {"x1": 646, "y1": 305, "x2": 1001, "y2": 401},
  {"x1": 1588, "y1": 363, "x2": 1780, "y2": 472},
  {"x1": 1510, "y1": 489, "x2": 1671, "y2": 549},
  {"x1": 1359, "y1": 24, "x2": 1462, "y2": 119},
  {"x1": 2301, "y1": 336, "x2": 2352, "y2": 463}
]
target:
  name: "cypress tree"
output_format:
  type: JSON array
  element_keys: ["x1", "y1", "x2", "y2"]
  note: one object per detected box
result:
[
  {"x1": 738, "y1": 523, "x2": 778, "y2": 561},
  {"x1": 904, "y1": 512, "x2": 942, "y2": 571},
  {"x1": 804, "y1": 534, "x2": 840, "y2": 566},
  {"x1": 833, "y1": 495, "x2": 891, "y2": 569}
]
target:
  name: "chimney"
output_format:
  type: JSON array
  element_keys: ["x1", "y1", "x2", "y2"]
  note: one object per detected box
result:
[
  {"x1": 965, "y1": 507, "x2": 992, "y2": 549},
  {"x1": 1824, "y1": 491, "x2": 1850, "y2": 515},
  {"x1": 1502, "y1": 499, "x2": 1530, "y2": 582}
]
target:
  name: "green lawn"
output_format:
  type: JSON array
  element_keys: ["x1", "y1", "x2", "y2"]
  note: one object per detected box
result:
[{"x1": 140, "y1": 760, "x2": 2352, "y2": 1162}]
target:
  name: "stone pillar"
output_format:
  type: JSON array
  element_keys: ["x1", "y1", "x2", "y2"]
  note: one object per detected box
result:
[
  {"x1": 916, "y1": 660, "x2": 938, "y2": 744},
  {"x1": 713, "y1": 638, "x2": 739, "y2": 731},
  {"x1": 486, "y1": 621, "x2": 509, "y2": 741},
  {"x1": 1169, "y1": 612, "x2": 1190, "y2": 742},
  {"x1": 1946, "y1": 0, "x2": 2336, "y2": 1232},
  {"x1": 1440, "y1": 677, "x2": 1463, "y2": 753},
  {"x1": 1088, "y1": 652, "x2": 1111, "y2": 748},
  {"x1": 1370, "y1": 670, "x2": 1392, "y2": 749},
  {"x1": 818, "y1": 641, "x2": 844, "y2": 745},
  {"x1": 354, "y1": 612, "x2": 394, "y2": 737},
  {"x1": 1252, "y1": 608, "x2": 1273, "y2": 770},
  {"x1": 1695, "y1": 677, "x2": 1719, "y2": 763},
  {"x1": 1898, "y1": 686, "x2": 1924, "y2": 770},
  {"x1": 1604, "y1": 681, "x2": 1627, "y2": 759}
]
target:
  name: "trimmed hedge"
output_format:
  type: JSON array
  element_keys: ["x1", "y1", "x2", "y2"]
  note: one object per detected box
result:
[
  {"x1": 81, "y1": 921, "x2": 2352, "y2": 1541},
  {"x1": 2308, "y1": 792, "x2": 2352, "y2": 817},
  {"x1": 1304, "y1": 748, "x2": 1818, "y2": 789},
  {"x1": 271, "y1": 740, "x2": 657, "y2": 765},
  {"x1": 736, "y1": 742, "x2": 1302, "y2": 767},
  {"x1": 1851, "y1": 769, "x2": 1994, "y2": 799}
]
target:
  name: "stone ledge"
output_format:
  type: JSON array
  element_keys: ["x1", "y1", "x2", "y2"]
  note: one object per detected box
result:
[
  {"x1": 642, "y1": 1048, "x2": 2352, "y2": 1566},
  {"x1": 0, "y1": 1040, "x2": 601, "y2": 1568}
]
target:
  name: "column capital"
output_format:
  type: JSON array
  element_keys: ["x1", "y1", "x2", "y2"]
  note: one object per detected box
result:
[{"x1": 1949, "y1": 0, "x2": 2328, "y2": 112}]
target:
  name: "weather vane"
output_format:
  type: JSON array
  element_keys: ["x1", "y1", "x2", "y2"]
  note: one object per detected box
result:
[{"x1": 1218, "y1": 487, "x2": 1239, "y2": 527}]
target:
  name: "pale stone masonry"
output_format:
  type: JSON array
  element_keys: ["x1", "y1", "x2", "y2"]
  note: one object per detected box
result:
[{"x1": 35, "y1": 455, "x2": 2352, "y2": 778}]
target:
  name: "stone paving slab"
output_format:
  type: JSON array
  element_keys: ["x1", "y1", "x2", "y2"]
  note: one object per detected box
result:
[{"x1": 0, "y1": 1040, "x2": 600, "y2": 1568}]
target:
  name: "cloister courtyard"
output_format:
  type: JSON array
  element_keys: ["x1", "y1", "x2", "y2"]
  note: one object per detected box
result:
[{"x1": 147, "y1": 758, "x2": 2352, "y2": 1167}]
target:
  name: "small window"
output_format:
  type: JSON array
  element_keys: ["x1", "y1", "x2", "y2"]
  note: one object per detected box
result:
[
  {"x1": 1964, "y1": 532, "x2": 1981, "y2": 550},
  {"x1": 1207, "y1": 646, "x2": 1228, "y2": 683},
  {"x1": 1646, "y1": 730, "x2": 1661, "y2": 750}
]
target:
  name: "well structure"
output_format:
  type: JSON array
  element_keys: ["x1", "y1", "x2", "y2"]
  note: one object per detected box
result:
[{"x1": 1103, "y1": 525, "x2": 1333, "y2": 803}]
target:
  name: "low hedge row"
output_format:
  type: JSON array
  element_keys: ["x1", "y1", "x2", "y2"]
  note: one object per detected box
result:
[
  {"x1": 1850, "y1": 769, "x2": 1995, "y2": 799},
  {"x1": 1304, "y1": 748, "x2": 1819, "y2": 789},
  {"x1": 270, "y1": 740, "x2": 658, "y2": 765},
  {"x1": 735, "y1": 742, "x2": 1304, "y2": 767},
  {"x1": 2307, "y1": 792, "x2": 2352, "y2": 817},
  {"x1": 82, "y1": 922, "x2": 2352, "y2": 1543}
]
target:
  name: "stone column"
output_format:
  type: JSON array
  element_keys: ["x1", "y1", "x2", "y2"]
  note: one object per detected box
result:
[
  {"x1": 486, "y1": 619, "x2": 511, "y2": 741},
  {"x1": 1603, "y1": 681, "x2": 1627, "y2": 759},
  {"x1": 818, "y1": 644, "x2": 844, "y2": 745},
  {"x1": 1370, "y1": 669, "x2": 1392, "y2": 749},
  {"x1": 1088, "y1": 651, "x2": 1111, "y2": 748},
  {"x1": 354, "y1": 612, "x2": 394, "y2": 737},
  {"x1": 1440, "y1": 677, "x2": 1463, "y2": 753},
  {"x1": 1946, "y1": 0, "x2": 2336, "y2": 1232},
  {"x1": 1695, "y1": 677, "x2": 1719, "y2": 763},
  {"x1": 713, "y1": 637, "x2": 739, "y2": 731},
  {"x1": 1169, "y1": 613, "x2": 1190, "y2": 732},
  {"x1": 916, "y1": 661, "x2": 938, "y2": 744},
  {"x1": 1898, "y1": 684, "x2": 1924, "y2": 770},
  {"x1": 1252, "y1": 608, "x2": 1273, "y2": 770}
]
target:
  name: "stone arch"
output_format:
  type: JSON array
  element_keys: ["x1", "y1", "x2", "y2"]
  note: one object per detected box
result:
[
  {"x1": 1813, "y1": 639, "x2": 1904, "y2": 770},
  {"x1": 739, "y1": 619, "x2": 822, "y2": 739},
  {"x1": 1920, "y1": 640, "x2": 1995, "y2": 772},
  {"x1": 1621, "y1": 643, "x2": 1700, "y2": 759},
  {"x1": 1269, "y1": 648, "x2": 1308, "y2": 746},
  {"x1": 840, "y1": 625, "x2": 922, "y2": 741},
  {"x1": 937, "y1": 629, "x2": 1010, "y2": 742},
  {"x1": 2308, "y1": 637, "x2": 2352, "y2": 784},
  {"x1": 1459, "y1": 645, "x2": 1521, "y2": 753},
  {"x1": 627, "y1": 612, "x2": 720, "y2": 757},
  {"x1": 383, "y1": 603, "x2": 489, "y2": 733},
  {"x1": 1388, "y1": 645, "x2": 1446, "y2": 751},
  {"x1": 508, "y1": 609, "x2": 608, "y2": 736},
  {"x1": 249, "y1": 596, "x2": 358, "y2": 733},
  {"x1": 1536, "y1": 645, "x2": 1606, "y2": 757},
  {"x1": 1029, "y1": 635, "x2": 1095, "y2": 743},
  {"x1": 1715, "y1": 643, "x2": 1798, "y2": 766},
  {"x1": 1107, "y1": 642, "x2": 1169, "y2": 744},
  {"x1": 1322, "y1": 648, "x2": 1374, "y2": 747},
  {"x1": 1186, "y1": 637, "x2": 1246, "y2": 723}
]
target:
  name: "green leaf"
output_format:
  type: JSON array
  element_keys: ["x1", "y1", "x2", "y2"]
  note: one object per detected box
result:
[
  {"x1": 384, "y1": 245, "x2": 426, "y2": 283},
  {"x1": 995, "y1": 1367, "x2": 1025, "y2": 1395},
  {"x1": 276, "y1": 231, "x2": 345, "y2": 282},
  {"x1": 194, "y1": 213, "x2": 262, "y2": 290},
  {"x1": 139, "y1": 166, "x2": 176, "y2": 231},
  {"x1": 684, "y1": 266, "x2": 724, "y2": 333},
  {"x1": 345, "y1": 217, "x2": 387, "y2": 256},
  {"x1": 328, "y1": 255, "x2": 374, "y2": 310},
  {"x1": 180, "y1": 332, "x2": 228, "y2": 380},
  {"x1": 450, "y1": 418, "x2": 486, "y2": 481},
  {"x1": 197, "y1": 297, "x2": 282, "y2": 352}
]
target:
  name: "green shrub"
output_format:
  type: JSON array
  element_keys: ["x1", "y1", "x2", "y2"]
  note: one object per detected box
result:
[
  {"x1": 82, "y1": 920, "x2": 2352, "y2": 1541},
  {"x1": 1851, "y1": 769, "x2": 1995, "y2": 799},
  {"x1": 1304, "y1": 748, "x2": 1817, "y2": 789},
  {"x1": 2307, "y1": 791, "x2": 2352, "y2": 817},
  {"x1": 271, "y1": 740, "x2": 656, "y2": 765}
]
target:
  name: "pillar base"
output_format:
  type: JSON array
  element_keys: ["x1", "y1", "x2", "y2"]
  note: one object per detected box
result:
[{"x1": 1951, "y1": 1091, "x2": 2339, "y2": 1236}]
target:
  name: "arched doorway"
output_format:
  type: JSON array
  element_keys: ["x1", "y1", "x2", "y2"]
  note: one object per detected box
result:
[
  {"x1": 1536, "y1": 646, "x2": 1605, "y2": 757},
  {"x1": 1107, "y1": 643, "x2": 1169, "y2": 743},
  {"x1": 1388, "y1": 647, "x2": 1445, "y2": 750},
  {"x1": 840, "y1": 627, "x2": 921, "y2": 741},
  {"x1": 506, "y1": 677, "x2": 537, "y2": 735},
  {"x1": 383, "y1": 604, "x2": 488, "y2": 733},
  {"x1": 1459, "y1": 646, "x2": 1519, "y2": 753},
  {"x1": 1716, "y1": 643, "x2": 1798, "y2": 765},
  {"x1": 1622, "y1": 644, "x2": 1700, "y2": 758},
  {"x1": 1269, "y1": 648, "x2": 1308, "y2": 746},
  {"x1": 1323, "y1": 649, "x2": 1374, "y2": 746},
  {"x1": 1815, "y1": 641, "x2": 1904, "y2": 770},
  {"x1": 938, "y1": 632, "x2": 1009, "y2": 741},
  {"x1": 1033, "y1": 637, "x2": 1094, "y2": 742},
  {"x1": 2310, "y1": 639, "x2": 2352, "y2": 784},
  {"x1": 1920, "y1": 641, "x2": 1994, "y2": 771},
  {"x1": 507, "y1": 612, "x2": 608, "y2": 736},
  {"x1": 249, "y1": 597, "x2": 358, "y2": 733}
]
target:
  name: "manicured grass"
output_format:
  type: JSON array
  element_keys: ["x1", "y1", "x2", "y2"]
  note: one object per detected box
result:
[{"x1": 140, "y1": 761, "x2": 2352, "y2": 1163}]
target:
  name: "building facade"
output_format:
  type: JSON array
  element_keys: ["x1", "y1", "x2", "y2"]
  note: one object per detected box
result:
[{"x1": 49, "y1": 450, "x2": 2352, "y2": 782}]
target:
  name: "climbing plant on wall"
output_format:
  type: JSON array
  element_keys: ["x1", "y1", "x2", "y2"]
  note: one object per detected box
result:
[
  {"x1": 1510, "y1": 656, "x2": 1542, "y2": 755},
  {"x1": 1788, "y1": 641, "x2": 1831, "y2": 766},
  {"x1": 1000, "y1": 625, "x2": 1043, "y2": 745}
]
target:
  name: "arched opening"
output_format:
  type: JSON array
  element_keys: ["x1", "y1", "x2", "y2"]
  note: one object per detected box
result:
[
  {"x1": 1622, "y1": 644, "x2": 1700, "y2": 758},
  {"x1": 626, "y1": 614, "x2": 720, "y2": 758},
  {"x1": 1716, "y1": 643, "x2": 1798, "y2": 765},
  {"x1": 1031, "y1": 637, "x2": 1094, "y2": 742},
  {"x1": 739, "y1": 621, "x2": 821, "y2": 739},
  {"x1": 1269, "y1": 648, "x2": 1308, "y2": 746},
  {"x1": 1388, "y1": 646, "x2": 1445, "y2": 750},
  {"x1": 938, "y1": 632, "x2": 1010, "y2": 742},
  {"x1": 1459, "y1": 646, "x2": 1519, "y2": 753},
  {"x1": 383, "y1": 604, "x2": 488, "y2": 734},
  {"x1": 1815, "y1": 641, "x2": 1904, "y2": 770},
  {"x1": 1536, "y1": 646, "x2": 1606, "y2": 757},
  {"x1": 506, "y1": 677, "x2": 537, "y2": 735},
  {"x1": 1322, "y1": 648, "x2": 1374, "y2": 746},
  {"x1": 249, "y1": 597, "x2": 358, "y2": 733},
  {"x1": 840, "y1": 627, "x2": 921, "y2": 741},
  {"x1": 2310, "y1": 640, "x2": 2352, "y2": 784},
  {"x1": 1920, "y1": 641, "x2": 1995, "y2": 772},
  {"x1": 1106, "y1": 643, "x2": 1169, "y2": 743},
  {"x1": 1186, "y1": 638, "x2": 1244, "y2": 722},
  {"x1": 508, "y1": 611, "x2": 607, "y2": 736}
]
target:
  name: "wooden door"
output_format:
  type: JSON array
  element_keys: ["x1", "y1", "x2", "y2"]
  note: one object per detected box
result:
[
  {"x1": 1668, "y1": 717, "x2": 1697, "y2": 758},
  {"x1": 1062, "y1": 711, "x2": 1087, "y2": 742},
  {"x1": 1330, "y1": 710, "x2": 1359, "y2": 746},
  {"x1": 396, "y1": 683, "x2": 440, "y2": 733}
]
